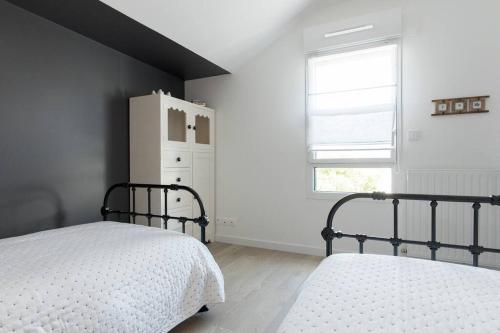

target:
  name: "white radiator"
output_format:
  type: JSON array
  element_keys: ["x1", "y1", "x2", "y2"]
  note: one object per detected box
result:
[{"x1": 406, "y1": 170, "x2": 500, "y2": 268}]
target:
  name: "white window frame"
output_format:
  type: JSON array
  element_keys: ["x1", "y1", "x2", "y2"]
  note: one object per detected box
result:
[{"x1": 306, "y1": 38, "x2": 402, "y2": 198}]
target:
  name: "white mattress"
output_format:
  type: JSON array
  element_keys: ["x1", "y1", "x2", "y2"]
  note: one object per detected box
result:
[
  {"x1": 0, "y1": 222, "x2": 224, "y2": 333},
  {"x1": 279, "y1": 253, "x2": 500, "y2": 333}
]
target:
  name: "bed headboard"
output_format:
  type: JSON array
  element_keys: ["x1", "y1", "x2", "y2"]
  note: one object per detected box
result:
[
  {"x1": 101, "y1": 183, "x2": 209, "y2": 243},
  {"x1": 322, "y1": 192, "x2": 500, "y2": 267}
]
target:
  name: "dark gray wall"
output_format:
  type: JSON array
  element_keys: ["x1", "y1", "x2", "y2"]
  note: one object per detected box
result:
[
  {"x1": 6, "y1": 0, "x2": 230, "y2": 80},
  {"x1": 0, "y1": 0, "x2": 184, "y2": 238}
]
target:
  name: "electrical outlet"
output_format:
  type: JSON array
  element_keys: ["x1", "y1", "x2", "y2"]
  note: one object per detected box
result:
[
  {"x1": 400, "y1": 247, "x2": 408, "y2": 256},
  {"x1": 216, "y1": 217, "x2": 236, "y2": 226}
]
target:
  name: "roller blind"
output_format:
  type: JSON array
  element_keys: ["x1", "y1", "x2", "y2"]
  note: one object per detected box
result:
[{"x1": 307, "y1": 43, "x2": 398, "y2": 152}]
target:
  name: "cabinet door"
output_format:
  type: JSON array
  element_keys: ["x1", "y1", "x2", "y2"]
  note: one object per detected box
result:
[
  {"x1": 192, "y1": 108, "x2": 214, "y2": 149},
  {"x1": 166, "y1": 206, "x2": 193, "y2": 235},
  {"x1": 164, "y1": 100, "x2": 193, "y2": 148},
  {"x1": 192, "y1": 152, "x2": 214, "y2": 241}
]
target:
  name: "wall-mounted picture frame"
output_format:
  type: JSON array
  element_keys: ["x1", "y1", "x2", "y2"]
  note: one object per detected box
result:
[
  {"x1": 452, "y1": 99, "x2": 467, "y2": 113},
  {"x1": 433, "y1": 99, "x2": 450, "y2": 115},
  {"x1": 471, "y1": 100, "x2": 482, "y2": 110},
  {"x1": 432, "y1": 96, "x2": 490, "y2": 116},
  {"x1": 469, "y1": 96, "x2": 488, "y2": 112}
]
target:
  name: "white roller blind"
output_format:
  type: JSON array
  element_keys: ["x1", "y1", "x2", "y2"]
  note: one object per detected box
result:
[{"x1": 307, "y1": 43, "x2": 398, "y2": 151}]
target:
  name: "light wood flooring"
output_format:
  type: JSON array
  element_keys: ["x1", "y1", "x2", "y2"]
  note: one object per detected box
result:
[{"x1": 171, "y1": 242, "x2": 322, "y2": 333}]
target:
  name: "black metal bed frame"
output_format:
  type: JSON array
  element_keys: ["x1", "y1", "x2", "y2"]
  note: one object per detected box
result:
[
  {"x1": 321, "y1": 192, "x2": 500, "y2": 267},
  {"x1": 101, "y1": 183, "x2": 209, "y2": 244}
]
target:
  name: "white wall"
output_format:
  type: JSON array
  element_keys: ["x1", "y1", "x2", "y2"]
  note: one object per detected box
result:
[
  {"x1": 401, "y1": 0, "x2": 500, "y2": 169},
  {"x1": 186, "y1": 0, "x2": 500, "y2": 256}
]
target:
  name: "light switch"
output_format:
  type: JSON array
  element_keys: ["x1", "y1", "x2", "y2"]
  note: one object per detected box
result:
[{"x1": 408, "y1": 130, "x2": 422, "y2": 142}]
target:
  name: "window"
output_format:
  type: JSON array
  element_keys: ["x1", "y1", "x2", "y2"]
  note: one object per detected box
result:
[
  {"x1": 314, "y1": 167, "x2": 392, "y2": 193},
  {"x1": 307, "y1": 41, "x2": 399, "y2": 193}
]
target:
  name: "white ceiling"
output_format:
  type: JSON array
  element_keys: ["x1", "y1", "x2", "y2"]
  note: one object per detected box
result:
[{"x1": 99, "y1": 0, "x2": 315, "y2": 74}]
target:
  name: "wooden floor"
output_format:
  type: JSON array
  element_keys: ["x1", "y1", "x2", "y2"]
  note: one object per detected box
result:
[{"x1": 171, "y1": 242, "x2": 322, "y2": 333}]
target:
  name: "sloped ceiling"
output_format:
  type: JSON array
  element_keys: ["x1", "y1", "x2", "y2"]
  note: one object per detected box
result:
[{"x1": 99, "y1": 0, "x2": 315, "y2": 73}]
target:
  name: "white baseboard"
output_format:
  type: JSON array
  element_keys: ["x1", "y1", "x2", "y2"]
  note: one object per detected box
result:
[{"x1": 215, "y1": 234, "x2": 327, "y2": 257}]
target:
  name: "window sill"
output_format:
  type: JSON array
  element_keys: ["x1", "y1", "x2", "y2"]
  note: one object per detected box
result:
[{"x1": 306, "y1": 191, "x2": 392, "y2": 205}]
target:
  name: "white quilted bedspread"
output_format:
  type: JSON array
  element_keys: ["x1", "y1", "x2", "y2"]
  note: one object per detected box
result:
[
  {"x1": 0, "y1": 222, "x2": 224, "y2": 333},
  {"x1": 279, "y1": 253, "x2": 500, "y2": 333}
]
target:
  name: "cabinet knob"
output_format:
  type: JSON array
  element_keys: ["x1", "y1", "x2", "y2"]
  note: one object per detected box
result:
[
  {"x1": 193, "y1": 126, "x2": 196, "y2": 130},
  {"x1": 176, "y1": 177, "x2": 181, "y2": 182},
  {"x1": 187, "y1": 125, "x2": 192, "y2": 129},
  {"x1": 176, "y1": 157, "x2": 181, "y2": 162},
  {"x1": 176, "y1": 198, "x2": 181, "y2": 202}
]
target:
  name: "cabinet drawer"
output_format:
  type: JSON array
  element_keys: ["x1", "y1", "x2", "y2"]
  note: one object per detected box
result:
[
  {"x1": 163, "y1": 150, "x2": 191, "y2": 168},
  {"x1": 166, "y1": 189, "x2": 192, "y2": 210},
  {"x1": 163, "y1": 169, "x2": 192, "y2": 187}
]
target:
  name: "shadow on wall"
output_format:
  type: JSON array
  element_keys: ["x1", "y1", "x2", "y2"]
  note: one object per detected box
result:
[
  {"x1": 0, "y1": 186, "x2": 65, "y2": 238},
  {"x1": 103, "y1": 90, "x2": 132, "y2": 223},
  {"x1": 105, "y1": 89, "x2": 129, "y2": 190}
]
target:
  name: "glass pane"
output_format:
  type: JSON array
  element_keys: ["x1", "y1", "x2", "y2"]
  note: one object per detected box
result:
[
  {"x1": 308, "y1": 86, "x2": 396, "y2": 115},
  {"x1": 307, "y1": 43, "x2": 398, "y2": 151},
  {"x1": 195, "y1": 115, "x2": 210, "y2": 145},
  {"x1": 309, "y1": 44, "x2": 397, "y2": 94},
  {"x1": 314, "y1": 150, "x2": 392, "y2": 159},
  {"x1": 308, "y1": 111, "x2": 394, "y2": 147},
  {"x1": 168, "y1": 108, "x2": 186, "y2": 142},
  {"x1": 314, "y1": 168, "x2": 392, "y2": 193}
]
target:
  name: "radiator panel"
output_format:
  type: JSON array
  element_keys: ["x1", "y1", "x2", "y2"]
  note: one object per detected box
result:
[{"x1": 406, "y1": 170, "x2": 500, "y2": 268}]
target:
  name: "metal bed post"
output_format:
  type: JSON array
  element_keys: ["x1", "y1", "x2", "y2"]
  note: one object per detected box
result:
[
  {"x1": 472, "y1": 202, "x2": 481, "y2": 267},
  {"x1": 429, "y1": 200, "x2": 438, "y2": 261},
  {"x1": 163, "y1": 187, "x2": 168, "y2": 230},
  {"x1": 356, "y1": 234, "x2": 367, "y2": 254},
  {"x1": 131, "y1": 186, "x2": 136, "y2": 224},
  {"x1": 147, "y1": 187, "x2": 152, "y2": 227},
  {"x1": 201, "y1": 223, "x2": 206, "y2": 246},
  {"x1": 392, "y1": 199, "x2": 400, "y2": 256},
  {"x1": 322, "y1": 192, "x2": 500, "y2": 267},
  {"x1": 101, "y1": 183, "x2": 209, "y2": 244}
]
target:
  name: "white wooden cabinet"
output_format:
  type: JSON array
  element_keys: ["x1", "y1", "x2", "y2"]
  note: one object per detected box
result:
[{"x1": 129, "y1": 93, "x2": 215, "y2": 241}]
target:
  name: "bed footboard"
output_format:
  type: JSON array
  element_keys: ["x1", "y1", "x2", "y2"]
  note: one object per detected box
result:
[
  {"x1": 322, "y1": 192, "x2": 500, "y2": 267},
  {"x1": 101, "y1": 183, "x2": 209, "y2": 244}
]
